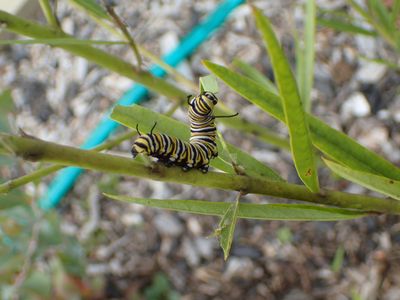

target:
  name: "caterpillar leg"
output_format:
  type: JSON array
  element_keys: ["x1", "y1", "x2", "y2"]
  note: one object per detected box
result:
[
  {"x1": 164, "y1": 160, "x2": 174, "y2": 167},
  {"x1": 131, "y1": 148, "x2": 138, "y2": 158},
  {"x1": 182, "y1": 163, "x2": 193, "y2": 172},
  {"x1": 199, "y1": 165, "x2": 209, "y2": 173}
]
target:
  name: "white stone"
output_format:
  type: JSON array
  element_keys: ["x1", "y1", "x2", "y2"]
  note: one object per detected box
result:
[
  {"x1": 341, "y1": 92, "x2": 370, "y2": 119},
  {"x1": 223, "y1": 257, "x2": 254, "y2": 280},
  {"x1": 194, "y1": 237, "x2": 215, "y2": 259},
  {"x1": 356, "y1": 62, "x2": 387, "y2": 84},
  {"x1": 154, "y1": 213, "x2": 183, "y2": 237},
  {"x1": 121, "y1": 213, "x2": 144, "y2": 226}
]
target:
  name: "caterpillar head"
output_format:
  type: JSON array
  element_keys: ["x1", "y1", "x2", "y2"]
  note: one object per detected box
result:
[
  {"x1": 131, "y1": 137, "x2": 149, "y2": 158},
  {"x1": 188, "y1": 92, "x2": 218, "y2": 115}
]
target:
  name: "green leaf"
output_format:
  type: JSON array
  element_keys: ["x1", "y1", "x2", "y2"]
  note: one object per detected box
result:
[
  {"x1": 0, "y1": 38, "x2": 127, "y2": 46},
  {"x1": 105, "y1": 194, "x2": 368, "y2": 221},
  {"x1": 276, "y1": 227, "x2": 293, "y2": 244},
  {"x1": 21, "y1": 271, "x2": 52, "y2": 298},
  {"x1": 331, "y1": 245, "x2": 345, "y2": 273},
  {"x1": 231, "y1": 59, "x2": 278, "y2": 93},
  {"x1": 368, "y1": 0, "x2": 392, "y2": 33},
  {"x1": 199, "y1": 75, "x2": 219, "y2": 94},
  {"x1": 0, "y1": 188, "x2": 29, "y2": 210},
  {"x1": 252, "y1": 6, "x2": 319, "y2": 192},
  {"x1": 324, "y1": 158, "x2": 400, "y2": 200},
  {"x1": 317, "y1": 17, "x2": 377, "y2": 36},
  {"x1": 204, "y1": 61, "x2": 400, "y2": 180},
  {"x1": 0, "y1": 89, "x2": 14, "y2": 133},
  {"x1": 216, "y1": 198, "x2": 239, "y2": 260},
  {"x1": 69, "y1": 0, "x2": 109, "y2": 20},
  {"x1": 216, "y1": 114, "x2": 290, "y2": 150},
  {"x1": 297, "y1": 0, "x2": 316, "y2": 112},
  {"x1": 110, "y1": 105, "x2": 283, "y2": 181}
]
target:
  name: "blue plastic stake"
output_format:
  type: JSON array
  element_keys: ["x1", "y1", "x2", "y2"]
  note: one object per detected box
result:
[{"x1": 39, "y1": 0, "x2": 244, "y2": 210}]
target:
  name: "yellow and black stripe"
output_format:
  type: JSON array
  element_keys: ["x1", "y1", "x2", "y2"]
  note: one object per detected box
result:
[{"x1": 131, "y1": 92, "x2": 219, "y2": 173}]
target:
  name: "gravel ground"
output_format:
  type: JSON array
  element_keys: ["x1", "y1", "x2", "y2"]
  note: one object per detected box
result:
[{"x1": 2, "y1": 0, "x2": 400, "y2": 299}]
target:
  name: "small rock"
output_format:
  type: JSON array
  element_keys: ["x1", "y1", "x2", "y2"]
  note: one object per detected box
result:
[
  {"x1": 194, "y1": 237, "x2": 215, "y2": 259},
  {"x1": 154, "y1": 213, "x2": 183, "y2": 237},
  {"x1": 74, "y1": 57, "x2": 89, "y2": 81},
  {"x1": 187, "y1": 217, "x2": 203, "y2": 235},
  {"x1": 341, "y1": 92, "x2": 371, "y2": 120},
  {"x1": 358, "y1": 125, "x2": 388, "y2": 149},
  {"x1": 356, "y1": 62, "x2": 387, "y2": 84},
  {"x1": 355, "y1": 35, "x2": 378, "y2": 57},
  {"x1": 283, "y1": 289, "x2": 312, "y2": 300},
  {"x1": 182, "y1": 237, "x2": 200, "y2": 266},
  {"x1": 384, "y1": 288, "x2": 400, "y2": 300},
  {"x1": 223, "y1": 257, "x2": 254, "y2": 280},
  {"x1": 121, "y1": 212, "x2": 144, "y2": 226}
]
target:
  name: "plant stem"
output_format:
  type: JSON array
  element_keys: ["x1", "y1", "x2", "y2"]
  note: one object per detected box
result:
[
  {"x1": 0, "y1": 130, "x2": 137, "y2": 194},
  {"x1": 103, "y1": 2, "x2": 143, "y2": 69},
  {"x1": 2, "y1": 133, "x2": 400, "y2": 214},
  {"x1": 38, "y1": 0, "x2": 60, "y2": 28},
  {"x1": 0, "y1": 10, "x2": 186, "y2": 101}
]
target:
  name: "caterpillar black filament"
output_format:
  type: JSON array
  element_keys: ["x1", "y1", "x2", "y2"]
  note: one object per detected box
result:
[{"x1": 131, "y1": 92, "x2": 219, "y2": 173}]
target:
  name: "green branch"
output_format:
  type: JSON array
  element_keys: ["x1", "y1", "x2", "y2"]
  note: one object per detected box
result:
[
  {"x1": 0, "y1": 130, "x2": 137, "y2": 194},
  {"x1": 2, "y1": 133, "x2": 400, "y2": 214},
  {"x1": 38, "y1": 0, "x2": 60, "y2": 28},
  {"x1": 0, "y1": 10, "x2": 186, "y2": 101}
]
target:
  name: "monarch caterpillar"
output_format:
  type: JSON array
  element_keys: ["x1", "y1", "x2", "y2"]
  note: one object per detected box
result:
[{"x1": 131, "y1": 92, "x2": 219, "y2": 173}]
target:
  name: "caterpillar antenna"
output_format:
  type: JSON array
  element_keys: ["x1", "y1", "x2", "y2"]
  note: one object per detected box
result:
[
  {"x1": 150, "y1": 122, "x2": 157, "y2": 134},
  {"x1": 213, "y1": 112, "x2": 239, "y2": 119},
  {"x1": 136, "y1": 124, "x2": 142, "y2": 135}
]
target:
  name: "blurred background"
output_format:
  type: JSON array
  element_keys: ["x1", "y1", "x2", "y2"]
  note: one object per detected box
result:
[{"x1": 1, "y1": 0, "x2": 400, "y2": 299}]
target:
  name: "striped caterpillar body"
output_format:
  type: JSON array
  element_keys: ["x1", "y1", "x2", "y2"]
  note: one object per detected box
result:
[{"x1": 131, "y1": 92, "x2": 219, "y2": 173}]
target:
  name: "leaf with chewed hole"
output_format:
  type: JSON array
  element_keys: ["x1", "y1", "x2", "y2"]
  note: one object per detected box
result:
[
  {"x1": 105, "y1": 194, "x2": 368, "y2": 221},
  {"x1": 111, "y1": 105, "x2": 283, "y2": 181}
]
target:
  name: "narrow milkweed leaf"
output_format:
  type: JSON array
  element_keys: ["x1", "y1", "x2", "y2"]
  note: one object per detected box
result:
[
  {"x1": 231, "y1": 59, "x2": 278, "y2": 94},
  {"x1": 110, "y1": 105, "x2": 283, "y2": 181},
  {"x1": 199, "y1": 75, "x2": 219, "y2": 94},
  {"x1": 69, "y1": 0, "x2": 109, "y2": 20},
  {"x1": 296, "y1": 0, "x2": 316, "y2": 112},
  {"x1": 0, "y1": 38, "x2": 127, "y2": 46},
  {"x1": 252, "y1": 6, "x2": 319, "y2": 192},
  {"x1": 105, "y1": 194, "x2": 368, "y2": 220},
  {"x1": 217, "y1": 114, "x2": 290, "y2": 150},
  {"x1": 368, "y1": 0, "x2": 393, "y2": 33},
  {"x1": 215, "y1": 197, "x2": 239, "y2": 260},
  {"x1": 324, "y1": 158, "x2": 400, "y2": 201},
  {"x1": 204, "y1": 61, "x2": 400, "y2": 181},
  {"x1": 317, "y1": 18, "x2": 377, "y2": 36}
]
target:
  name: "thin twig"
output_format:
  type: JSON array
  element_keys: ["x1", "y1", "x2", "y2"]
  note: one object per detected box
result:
[
  {"x1": 0, "y1": 130, "x2": 137, "y2": 194},
  {"x1": 103, "y1": 1, "x2": 143, "y2": 69},
  {"x1": 2, "y1": 133, "x2": 400, "y2": 214},
  {"x1": 38, "y1": 0, "x2": 60, "y2": 29},
  {"x1": 11, "y1": 211, "x2": 43, "y2": 299}
]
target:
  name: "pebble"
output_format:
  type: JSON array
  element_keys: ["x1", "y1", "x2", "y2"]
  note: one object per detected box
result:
[
  {"x1": 223, "y1": 257, "x2": 254, "y2": 280},
  {"x1": 341, "y1": 92, "x2": 371, "y2": 120},
  {"x1": 358, "y1": 125, "x2": 388, "y2": 150},
  {"x1": 121, "y1": 212, "x2": 144, "y2": 226},
  {"x1": 182, "y1": 237, "x2": 200, "y2": 266},
  {"x1": 317, "y1": 0, "x2": 346, "y2": 9},
  {"x1": 283, "y1": 289, "x2": 312, "y2": 300},
  {"x1": 356, "y1": 62, "x2": 387, "y2": 84},
  {"x1": 384, "y1": 288, "x2": 400, "y2": 300},
  {"x1": 194, "y1": 237, "x2": 215, "y2": 259},
  {"x1": 187, "y1": 217, "x2": 203, "y2": 235},
  {"x1": 154, "y1": 213, "x2": 183, "y2": 237},
  {"x1": 355, "y1": 35, "x2": 378, "y2": 57}
]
